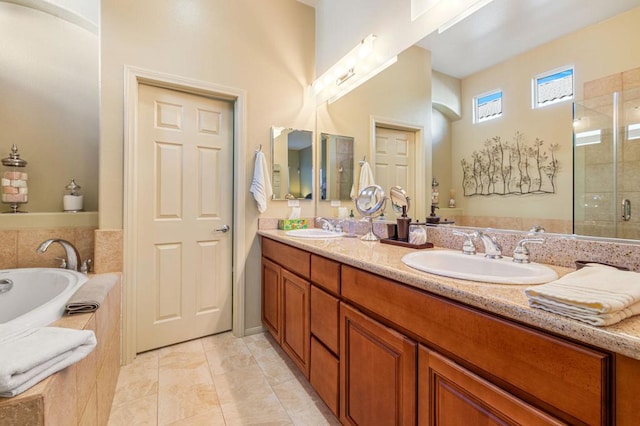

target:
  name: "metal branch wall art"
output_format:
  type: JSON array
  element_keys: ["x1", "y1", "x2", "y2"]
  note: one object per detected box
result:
[{"x1": 461, "y1": 131, "x2": 559, "y2": 197}]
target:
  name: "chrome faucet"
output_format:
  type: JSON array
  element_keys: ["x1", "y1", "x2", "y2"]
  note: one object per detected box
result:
[
  {"x1": 36, "y1": 239, "x2": 82, "y2": 271},
  {"x1": 513, "y1": 238, "x2": 544, "y2": 264},
  {"x1": 316, "y1": 217, "x2": 335, "y2": 231},
  {"x1": 474, "y1": 230, "x2": 502, "y2": 259}
]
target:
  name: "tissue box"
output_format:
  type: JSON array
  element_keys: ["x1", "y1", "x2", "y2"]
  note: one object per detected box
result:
[{"x1": 278, "y1": 219, "x2": 308, "y2": 230}]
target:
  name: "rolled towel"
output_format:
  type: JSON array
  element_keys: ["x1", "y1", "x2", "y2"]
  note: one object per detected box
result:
[
  {"x1": 65, "y1": 273, "x2": 118, "y2": 315},
  {"x1": 525, "y1": 264, "x2": 640, "y2": 326},
  {"x1": 0, "y1": 325, "x2": 96, "y2": 397}
]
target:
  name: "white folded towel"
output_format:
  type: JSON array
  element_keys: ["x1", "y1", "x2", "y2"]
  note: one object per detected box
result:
[
  {"x1": 249, "y1": 150, "x2": 272, "y2": 213},
  {"x1": 525, "y1": 264, "x2": 640, "y2": 326},
  {"x1": 0, "y1": 325, "x2": 97, "y2": 397},
  {"x1": 350, "y1": 161, "x2": 375, "y2": 199}
]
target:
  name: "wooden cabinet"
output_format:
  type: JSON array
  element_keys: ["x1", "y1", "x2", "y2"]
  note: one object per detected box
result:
[
  {"x1": 342, "y1": 265, "x2": 609, "y2": 425},
  {"x1": 261, "y1": 239, "x2": 311, "y2": 378},
  {"x1": 261, "y1": 257, "x2": 281, "y2": 342},
  {"x1": 281, "y1": 269, "x2": 311, "y2": 378},
  {"x1": 309, "y1": 256, "x2": 341, "y2": 416},
  {"x1": 418, "y1": 346, "x2": 565, "y2": 426},
  {"x1": 261, "y1": 236, "x2": 640, "y2": 424},
  {"x1": 340, "y1": 303, "x2": 416, "y2": 426}
]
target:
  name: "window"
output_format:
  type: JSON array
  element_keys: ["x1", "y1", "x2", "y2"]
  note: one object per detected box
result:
[
  {"x1": 575, "y1": 129, "x2": 601, "y2": 147},
  {"x1": 474, "y1": 90, "x2": 502, "y2": 123},
  {"x1": 628, "y1": 123, "x2": 640, "y2": 141},
  {"x1": 533, "y1": 67, "x2": 574, "y2": 108}
]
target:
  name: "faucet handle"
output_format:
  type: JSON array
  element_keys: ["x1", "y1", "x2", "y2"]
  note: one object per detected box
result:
[
  {"x1": 452, "y1": 230, "x2": 477, "y2": 255},
  {"x1": 55, "y1": 257, "x2": 67, "y2": 269},
  {"x1": 513, "y1": 238, "x2": 544, "y2": 264},
  {"x1": 80, "y1": 259, "x2": 92, "y2": 274}
]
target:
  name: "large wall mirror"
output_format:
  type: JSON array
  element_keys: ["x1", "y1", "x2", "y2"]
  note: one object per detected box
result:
[
  {"x1": 0, "y1": 1, "x2": 99, "y2": 217},
  {"x1": 270, "y1": 127, "x2": 313, "y2": 200},
  {"x1": 318, "y1": 2, "x2": 640, "y2": 241},
  {"x1": 319, "y1": 133, "x2": 354, "y2": 201}
]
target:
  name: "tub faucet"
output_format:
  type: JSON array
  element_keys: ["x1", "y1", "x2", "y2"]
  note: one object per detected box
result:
[
  {"x1": 36, "y1": 239, "x2": 82, "y2": 271},
  {"x1": 474, "y1": 230, "x2": 502, "y2": 259}
]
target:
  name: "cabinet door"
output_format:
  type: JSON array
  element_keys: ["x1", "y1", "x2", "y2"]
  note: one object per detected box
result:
[
  {"x1": 281, "y1": 269, "x2": 311, "y2": 378},
  {"x1": 261, "y1": 257, "x2": 281, "y2": 342},
  {"x1": 418, "y1": 346, "x2": 565, "y2": 426},
  {"x1": 340, "y1": 303, "x2": 416, "y2": 426},
  {"x1": 310, "y1": 336, "x2": 339, "y2": 417}
]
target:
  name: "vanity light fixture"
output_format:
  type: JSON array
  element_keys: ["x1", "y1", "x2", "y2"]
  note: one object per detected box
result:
[
  {"x1": 313, "y1": 34, "x2": 398, "y2": 105},
  {"x1": 437, "y1": 0, "x2": 495, "y2": 34}
]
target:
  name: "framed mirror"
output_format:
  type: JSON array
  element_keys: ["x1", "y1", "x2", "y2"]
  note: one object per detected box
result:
[
  {"x1": 319, "y1": 133, "x2": 354, "y2": 201},
  {"x1": 270, "y1": 127, "x2": 313, "y2": 200},
  {"x1": 318, "y1": 3, "x2": 640, "y2": 242}
]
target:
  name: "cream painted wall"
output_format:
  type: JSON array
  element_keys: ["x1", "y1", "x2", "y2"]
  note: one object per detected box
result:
[
  {"x1": 432, "y1": 109, "x2": 452, "y2": 204},
  {"x1": 100, "y1": 0, "x2": 315, "y2": 332},
  {"x1": 450, "y1": 7, "x2": 640, "y2": 222},
  {"x1": 1, "y1": 2, "x2": 98, "y2": 212},
  {"x1": 317, "y1": 46, "x2": 432, "y2": 220}
]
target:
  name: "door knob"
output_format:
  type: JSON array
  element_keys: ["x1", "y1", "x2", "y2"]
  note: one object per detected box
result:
[{"x1": 215, "y1": 225, "x2": 230, "y2": 233}]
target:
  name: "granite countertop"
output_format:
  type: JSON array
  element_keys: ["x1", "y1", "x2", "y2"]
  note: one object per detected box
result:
[{"x1": 258, "y1": 229, "x2": 640, "y2": 360}]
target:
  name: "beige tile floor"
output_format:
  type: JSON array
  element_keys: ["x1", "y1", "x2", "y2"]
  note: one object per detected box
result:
[{"x1": 107, "y1": 332, "x2": 340, "y2": 425}]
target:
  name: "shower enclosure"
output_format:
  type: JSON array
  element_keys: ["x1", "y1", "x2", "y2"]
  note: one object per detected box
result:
[{"x1": 573, "y1": 87, "x2": 640, "y2": 240}]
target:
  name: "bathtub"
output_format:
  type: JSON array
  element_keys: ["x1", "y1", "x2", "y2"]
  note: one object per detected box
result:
[{"x1": 0, "y1": 268, "x2": 88, "y2": 327}]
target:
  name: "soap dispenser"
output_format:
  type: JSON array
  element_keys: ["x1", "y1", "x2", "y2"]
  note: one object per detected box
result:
[
  {"x1": 346, "y1": 209, "x2": 357, "y2": 237},
  {"x1": 63, "y1": 178, "x2": 83, "y2": 212},
  {"x1": 396, "y1": 205, "x2": 411, "y2": 242}
]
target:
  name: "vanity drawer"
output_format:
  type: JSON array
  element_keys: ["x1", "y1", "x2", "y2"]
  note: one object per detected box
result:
[
  {"x1": 310, "y1": 336, "x2": 339, "y2": 417},
  {"x1": 311, "y1": 254, "x2": 340, "y2": 295},
  {"x1": 311, "y1": 284, "x2": 339, "y2": 354},
  {"x1": 341, "y1": 266, "x2": 610, "y2": 425},
  {"x1": 262, "y1": 238, "x2": 310, "y2": 279}
]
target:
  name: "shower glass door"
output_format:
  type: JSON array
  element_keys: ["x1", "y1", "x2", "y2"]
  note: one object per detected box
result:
[{"x1": 573, "y1": 88, "x2": 640, "y2": 240}]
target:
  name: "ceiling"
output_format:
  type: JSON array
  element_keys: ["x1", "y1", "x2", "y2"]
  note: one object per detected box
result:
[
  {"x1": 301, "y1": 0, "x2": 640, "y2": 79},
  {"x1": 417, "y1": 0, "x2": 640, "y2": 78}
]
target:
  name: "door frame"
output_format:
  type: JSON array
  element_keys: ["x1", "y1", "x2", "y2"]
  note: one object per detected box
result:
[
  {"x1": 123, "y1": 66, "x2": 247, "y2": 363},
  {"x1": 369, "y1": 116, "x2": 426, "y2": 220}
]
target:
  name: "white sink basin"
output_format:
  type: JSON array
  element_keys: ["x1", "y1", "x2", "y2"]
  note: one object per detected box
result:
[
  {"x1": 401, "y1": 250, "x2": 558, "y2": 285},
  {"x1": 285, "y1": 229, "x2": 345, "y2": 239}
]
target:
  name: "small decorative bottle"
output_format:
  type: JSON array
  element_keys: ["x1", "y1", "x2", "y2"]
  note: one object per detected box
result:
[
  {"x1": 1, "y1": 145, "x2": 28, "y2": 213},
  {"x1": 63, "y1": 178, "x2": 83, "y2": 212}
]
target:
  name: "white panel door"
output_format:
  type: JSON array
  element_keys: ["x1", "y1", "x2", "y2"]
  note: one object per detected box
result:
[
  {"x1": 135, "y1": 83, "x2": 233, "y2": 353},
  {"x1": 375, "y1": 127, "x2": 416, "y2": 218}
]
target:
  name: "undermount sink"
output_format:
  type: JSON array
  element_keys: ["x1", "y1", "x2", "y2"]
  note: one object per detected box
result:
[
  {"x1": 401, "y1": 250, "x2": 558, "y2": 285},
  {"x1": 285, "y1": 229, "x2": 345, "y2": 239}
]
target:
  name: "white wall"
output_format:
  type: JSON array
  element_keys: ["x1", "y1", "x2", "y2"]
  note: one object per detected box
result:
[
  {"x1": 100, "y1": 0, "x2": 315, "y2": 332},
  {"x1": 315, "y1": 0, "x2": 484, "y2": 76}
]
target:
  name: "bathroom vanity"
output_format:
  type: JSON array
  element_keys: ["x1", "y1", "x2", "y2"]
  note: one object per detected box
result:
[{"x1": 259, "y1": 230, "x2": 640, "y2": 425}]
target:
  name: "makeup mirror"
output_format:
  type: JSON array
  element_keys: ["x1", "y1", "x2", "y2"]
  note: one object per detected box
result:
[
  {"x1": 355, "y1": 184, "x2": 387, "y2": 241},
  {"x1": 389, "y1": 186, "x2": 410, "y2": 219}
]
